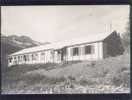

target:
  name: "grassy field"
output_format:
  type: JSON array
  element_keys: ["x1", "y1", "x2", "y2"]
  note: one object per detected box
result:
[{"x1": 1, "y1": 53, "x2": 130, "y2": 94}]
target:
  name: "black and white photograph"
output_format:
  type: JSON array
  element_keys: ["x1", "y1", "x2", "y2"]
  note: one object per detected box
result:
[{"x1": 1, "y1": 5, "x2": 130, "y2": 94}]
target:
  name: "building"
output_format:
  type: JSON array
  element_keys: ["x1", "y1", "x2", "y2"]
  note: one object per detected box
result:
[{"x1": 8, "y1": 31, "x2": 124, "y2": 67}]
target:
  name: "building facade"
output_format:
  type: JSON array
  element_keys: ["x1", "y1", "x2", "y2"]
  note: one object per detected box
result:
[{"x1": 8, "y1": 31, "x2": 124, "y2": 67}]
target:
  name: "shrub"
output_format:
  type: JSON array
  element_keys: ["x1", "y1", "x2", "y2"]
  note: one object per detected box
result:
[
  {"x1": 111, "y1": 71, "x2": 130, "y2": 87},
  {"x1": 50, "y1": 77, "x2": 66, "y2": 84},
  {"x1": 67, "y1": 76, "x2": 76, "y2": 81},
  {"x1": 79, "y1": 79, "x2": 96, "y2": 86}
]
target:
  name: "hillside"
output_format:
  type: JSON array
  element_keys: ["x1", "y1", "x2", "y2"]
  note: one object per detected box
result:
[
  {"x1": 1, "y1": 34, "x2": 42, "y2": 50},
  {"x1": 1, "y1": 34, "x2": 49, "y2": 71},
  {"x1": 2, "y1": 53, "x2": 130, "y2": 94}
]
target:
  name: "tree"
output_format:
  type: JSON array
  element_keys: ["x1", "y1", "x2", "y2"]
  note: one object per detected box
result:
[{"x1": 122, "y1": 21, "x2": 130, "y2": 52}]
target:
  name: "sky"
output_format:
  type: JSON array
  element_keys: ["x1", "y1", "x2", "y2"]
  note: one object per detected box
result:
[{"x1": 1, "y1": 5, "x2": 130, "y2": 43}]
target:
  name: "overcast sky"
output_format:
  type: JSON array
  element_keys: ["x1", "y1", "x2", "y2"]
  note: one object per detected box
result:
[{"x1": 1, "y1": 5, "x2": 129, "y2": 43}]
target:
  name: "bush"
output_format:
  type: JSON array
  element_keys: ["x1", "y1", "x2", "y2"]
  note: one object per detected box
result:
[
  {"x1": 111, "y1": 71, "x2": 130, "y2": 87},
  {"x1": 48, "y1": 77, "x2": 66, "y2": 84},
  {"x1": 67, "y1": 76, "x2": 76, "y2": 81},
  {"x1": 78, "y1": 78, "x2": 96, "y2": 86}
]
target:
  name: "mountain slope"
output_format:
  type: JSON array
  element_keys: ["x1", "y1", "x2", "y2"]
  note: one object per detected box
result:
[
  {"x1": 1, "y1": 35, "x2": 43, "y2": 49},
  {"x1": 1, "y1": 34, "x2": 49, "y2": 70}
]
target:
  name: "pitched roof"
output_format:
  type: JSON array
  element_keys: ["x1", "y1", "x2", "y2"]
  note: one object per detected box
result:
[{"x1": 9, "y1": 31, "x2": 114, "y2": 56}]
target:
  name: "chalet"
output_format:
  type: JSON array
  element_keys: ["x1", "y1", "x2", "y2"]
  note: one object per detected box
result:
[{"x1": 8, "y1": 31, "x2": 124, "y2": 67}]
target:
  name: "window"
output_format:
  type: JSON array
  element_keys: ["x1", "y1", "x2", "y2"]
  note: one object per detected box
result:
[
  {"x1": 62, "y1": 47, "x2": 67, "y2": 55},
  {"x1": 41, "y1": 52, "x2": 45, "y2": 55},
  {"x1": 23, "y1": 55, "x2": 27, "y2": 61},
  {"x1": 26, "y1": 55, "x2": 30, "y2": 61},
  {"x1": 14, "y1": 56, "x2": 16, "y2": 60},
  {"x1": 14, "y1": 56, "x2": 17, "y2": 64},
  {"x1": 21, "y1": 56, "x2": 23, "y2": 61},
  {"x1": 72, "y1": 47, "x2": 79, "y2": 56},
  {"x1": 32, "y1": 53, "x2": 38, "y2": 61},
  {"x1": 57, "y1": 50, "x2": 61, "y2": 54},
  {"x1": 35, "y1": 53, "x2": 38, "y2": 60},
  {"x1": 31, "y1": 54, "x2": 34, "y2": 60},
  {"x1": 8, "y1": 57, "x2": 12, "y2": 63},
  {"x1": 84, "y1": 45, "x2": 94, "y2": 54},
  {"x1": 41, "y1": 52, "x2": 45, "y2": 60},
  {"x1": 18, "y1": 56, "x2": 21, "y2": 61}
]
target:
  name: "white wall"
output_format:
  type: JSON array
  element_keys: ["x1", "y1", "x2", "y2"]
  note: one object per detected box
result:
[{"x1": 66, "y1": 42, "x2": 103, "y2": 61}]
